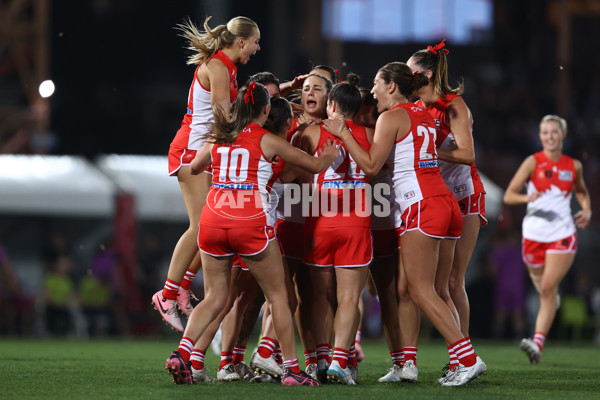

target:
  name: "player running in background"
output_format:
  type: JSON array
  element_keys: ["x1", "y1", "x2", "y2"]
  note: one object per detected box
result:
[{"x1": 504, "y1": 114, "x2": 591, "y2": 364}]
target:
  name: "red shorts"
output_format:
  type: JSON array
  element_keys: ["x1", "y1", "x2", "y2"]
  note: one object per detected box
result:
[
  {"x1": 304, "y1": 226, "x2": 373, "y2": 268},
  {"x1": 198, "y1": 225, "x2": 275, "y2": 257},
  {"x1": 522, "y1": 233, "x2": 577, "y2": 268},
  {"x1": 372, "y1": 229, "x2": 398, "y2": 257},
  {"x1": 457, "y1": 192, "x2": 487, "y2": 226},
  {"x1": 399, "y1": 194, "x2": 462, "y2": 239},
  {"x1": 168, "y1": 146, "x2": 212, "y2": 176},
  {"x1": 275, "y1": 219, "x2": 304, "y2": 260},
  {"x1": 232, "y1": 254, "x2": 249, "y2": 271}
]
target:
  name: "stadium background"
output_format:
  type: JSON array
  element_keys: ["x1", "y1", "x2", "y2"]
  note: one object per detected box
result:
[{"x1": 0, "y1": 0, "x2": 598, "y2": 342}]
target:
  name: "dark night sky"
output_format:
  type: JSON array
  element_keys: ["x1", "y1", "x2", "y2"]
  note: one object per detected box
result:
[{"x1": 49, "y1": 1, "x2": 275, "y2": 157}]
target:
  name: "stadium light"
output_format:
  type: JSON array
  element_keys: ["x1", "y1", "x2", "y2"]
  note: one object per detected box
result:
[{"x1": 39, "y1": 80, "x2": 55, "y2": 98}]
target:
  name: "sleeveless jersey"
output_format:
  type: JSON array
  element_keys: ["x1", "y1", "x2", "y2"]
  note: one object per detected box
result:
[
  {"x1": 307, "y1": 121, "x2": 371, "y2": 228},
  {"x1": 171, "y1": 50, "x2": 238, "y2": 151},
  {"x1": 202, "y1": 122, "x2": 273, "y2": 228},
  {"x1": 522, "y1": 151, "x2": 577, "y2": 242},
  {"x1": 388, "y1": 103, "x2": 451, "y2": 213},
  {"x1": 416, "y1": 95, "x2": 485, "y2": 201}
]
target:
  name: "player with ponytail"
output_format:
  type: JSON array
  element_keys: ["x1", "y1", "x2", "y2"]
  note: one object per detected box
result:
[
  {"x1": 164, "y1": 83, "x2": 339, "y2": 386},
  {"x1": 153, "y1": 16, "x2": 261, "y2": 334}
]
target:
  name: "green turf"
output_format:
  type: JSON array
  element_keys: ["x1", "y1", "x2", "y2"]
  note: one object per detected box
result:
[{"x1": 1, "y1": 338, "x2": 599, "y2": 399}]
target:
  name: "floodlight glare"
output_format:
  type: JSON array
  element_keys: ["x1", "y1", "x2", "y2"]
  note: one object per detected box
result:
[{"x1": 39, "y1": 80, "x2": 55, "y2": 98}]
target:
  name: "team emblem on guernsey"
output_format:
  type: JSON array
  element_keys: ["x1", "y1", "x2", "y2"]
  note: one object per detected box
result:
[{"x1": 454, "y1": 184, "x2": 467, "y2": 194}]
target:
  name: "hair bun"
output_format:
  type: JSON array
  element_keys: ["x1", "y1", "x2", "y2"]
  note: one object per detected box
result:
[{"x1": 345, "y1": 72, "x2": 360, "y2": 87}]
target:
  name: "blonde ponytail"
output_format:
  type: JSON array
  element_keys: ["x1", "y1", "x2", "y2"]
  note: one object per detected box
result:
[{"x1": 176, "y1": 16, "x2": 258, "y2": 65}]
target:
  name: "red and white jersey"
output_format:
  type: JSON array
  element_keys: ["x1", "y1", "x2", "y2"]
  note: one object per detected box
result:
[
  {"x1": 171, "y1": 50, "x2": 238, "y2": 151},
  {"x1": 308, "y1": 121, "x2": 371, "y2": 228},
  {"x1": 387, "y1": 103, "x2": 451, "y2": 213},
  {"x1": 416, "y1": 95, "x2": 485, "y2": 201},
  {"x1": 522, "y1": 151, "x2": 577, "y2": 242},
  {"x1": 202, "y1": 122, "x2": 273, "y2": 228}
]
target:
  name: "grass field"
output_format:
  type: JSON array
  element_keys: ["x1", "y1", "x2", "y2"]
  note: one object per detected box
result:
[{"x1": 1, "y1": 338, "x2": 599, "y2": 399}]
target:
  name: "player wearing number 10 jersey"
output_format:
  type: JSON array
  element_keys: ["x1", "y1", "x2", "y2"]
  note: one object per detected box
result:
[{"x1": 169, "y1": 83, "x2": 338, "y2": 387}]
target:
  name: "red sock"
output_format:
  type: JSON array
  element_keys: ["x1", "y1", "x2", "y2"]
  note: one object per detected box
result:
[
  {"x1": 257, "y1": 337, "x2": 277, "y2": 358},
  {"x1": 333, "y1": 347, "x2": 349, "y2": 369},
  {"x1": 180, "y1": 269, "x2": 196, "y2": 290},
  {"x1": 316, "y1": 343, "x2": 332, "y2": 364},
  {"x1": 283, "y1": 358, "x2": 300, "y2": 373},
  {"x1": 348, "y1": 344, "x2": 357, "y2": 367},
  {"x1": 391, "y1": 350, "x2": 404, "y2": 367},
  {"x1": 533, "y1": 332, "x2": 546, "y2": 351},
  {"x1": 177, "y1": 337, "x2": 194, "y2": 361},
  {"x1": 233, "y1": 345, "x2": 246, "y2": 365},
  {"x1": 450, "y1": 337, "x2": 476, "y2": 367},
  {"x1": 448, "y1": 347, "x2": 459, "y2": 369},
  {"x1": 304, "y1": 350, "x2": 317, "y2": 367},
  {"x1": 219, "y1": 352, "x2": 233, "y2": 369},
  {"x1": 274, "y1": 346, "x2": 282, "y2": 365},
  {"x1": 190, "y1": 349, "x2": 205, "y2": 370},
  {"x1": 402, "y1": 346, "x2": 417, "y2": 365},
  {"x1": 162, "y1": 278, "x2": 180, "y2": 300}
]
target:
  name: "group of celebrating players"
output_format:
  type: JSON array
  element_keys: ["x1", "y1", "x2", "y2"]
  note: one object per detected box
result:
[{"x1": 151, "y1": 14, "x2": 592, "y2": 388}]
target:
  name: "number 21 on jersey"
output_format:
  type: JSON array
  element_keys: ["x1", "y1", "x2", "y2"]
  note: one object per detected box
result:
[{"x1": 416, "y1": 125, "x2": 437, "y2": 160}]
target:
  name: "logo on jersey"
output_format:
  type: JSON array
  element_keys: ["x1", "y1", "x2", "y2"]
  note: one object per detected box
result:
[
  {"x1": 558, "y1": 170, "x2": 573, "y2": 181},
  {"x1": 322, "y1": 180, "x2": 366, "y2": 189},
  {"x1": 418, "y1": 160, "x2": 438, "y2": 168},
  {"x1": 454, "y1": 184, "x2": 467, "y2": 194},
  {"x1": 544, "y1": 170, "x2": 553, "y2": 178},
  {"x1": 213, "y1": 183, "x2": 254, "y2": 190},
  {"x1": 434, "y1": 118, "x2": 441, "y2": 131},
  {"x1": 403, "y1": 190, "x2": 415, "y2": 201},
  {"x1": 207, "y1": 179, "x2": 279, "y2": 222}
]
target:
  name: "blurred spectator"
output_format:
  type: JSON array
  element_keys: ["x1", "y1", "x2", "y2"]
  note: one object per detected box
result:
[
  {"x1": 488, "y1": 227, "x2": 527, "y2": 339},
  {"x1": 40, "y1": 240, "x2": 77, "y2": 336},
  {"x1": 0, "y1": 245, "x2": 34, "y2": 335},
  {"x1": 138, "y1": 233, "x2": 166, "y2": 302},
  {"x1": 85, "y1": 241, "x2": 130, "y2": 335}
]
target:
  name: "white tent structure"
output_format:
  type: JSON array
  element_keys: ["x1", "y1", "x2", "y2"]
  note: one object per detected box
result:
[
  {"x1": 96, "y1": 154, "x2": 187, "y2": 222},
  {"x1": 0, "y1": 155, "x2": 116, "y2": 217}
]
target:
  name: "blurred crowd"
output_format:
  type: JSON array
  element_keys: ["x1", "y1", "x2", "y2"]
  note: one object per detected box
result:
[{"x1": 1, "y1": 221, "x2": 599, "y2": 343}]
